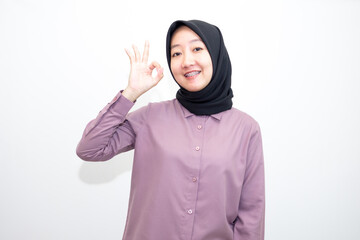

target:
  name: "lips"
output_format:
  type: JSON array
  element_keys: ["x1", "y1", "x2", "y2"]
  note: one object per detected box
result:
[{"x1": 184, "y1": 71, "x2": 201, "y2": 78}]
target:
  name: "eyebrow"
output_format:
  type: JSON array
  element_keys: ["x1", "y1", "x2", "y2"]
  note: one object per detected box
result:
[{"x1": 171, "y1": 38, "x2": 203, "y2": 49}]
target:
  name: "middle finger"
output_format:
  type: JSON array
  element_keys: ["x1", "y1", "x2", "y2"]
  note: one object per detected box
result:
[{"x1": 142, "y1": 41, "x2": 149, "y2": 63}]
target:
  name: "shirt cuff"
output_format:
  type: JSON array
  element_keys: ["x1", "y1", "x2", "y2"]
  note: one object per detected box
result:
[{"x1": 108, "y1": 90, "x2": 135, "y2": 117}]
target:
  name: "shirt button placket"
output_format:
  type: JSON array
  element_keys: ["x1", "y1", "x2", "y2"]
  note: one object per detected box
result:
[
  {"x1": 184, "y1": 119, "x2": 204, "y2": 238},
  {"x1": 195, "y1": 123, "x2": 202, "y2": 151}
]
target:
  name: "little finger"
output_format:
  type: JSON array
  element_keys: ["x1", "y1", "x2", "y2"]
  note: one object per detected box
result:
[{"x1": 125, "y1": 48, "x2": 134, "y2": 64}]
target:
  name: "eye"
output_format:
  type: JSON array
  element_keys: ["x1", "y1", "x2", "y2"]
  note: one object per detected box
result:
[
  {"x1": 193, "y1": 47, "x2": 203, "y2": 52},
  {"x1": 172, "y1": 52, "x2": 181, "y2": 57}
]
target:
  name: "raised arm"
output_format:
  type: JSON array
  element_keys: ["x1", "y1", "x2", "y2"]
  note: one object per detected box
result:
[{"x1": 76, "y1": 41, "x2": 164, "y2": 161}]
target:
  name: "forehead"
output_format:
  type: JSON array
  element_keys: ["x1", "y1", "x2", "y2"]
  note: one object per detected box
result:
[{"x1": 171, "y1": 26, "x2": 203, "y2": 45}]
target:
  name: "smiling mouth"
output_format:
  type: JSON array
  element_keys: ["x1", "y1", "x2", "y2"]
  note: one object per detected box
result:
[{"x1": 184, "y1": 71, "x2": 201, "y2": 78}]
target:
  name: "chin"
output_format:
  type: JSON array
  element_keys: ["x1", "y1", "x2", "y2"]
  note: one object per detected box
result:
[
  {"x1": 175, "y1": 77, "x2": 208, "y2": 92},
  {"x1": 183, "y1": 85, "x2": 206, "y2": 92}
]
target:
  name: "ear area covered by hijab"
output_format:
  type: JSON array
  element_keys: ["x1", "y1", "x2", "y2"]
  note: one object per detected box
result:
[{"x1": 166, "y1": 20, "x2": 233, "y2": 116}]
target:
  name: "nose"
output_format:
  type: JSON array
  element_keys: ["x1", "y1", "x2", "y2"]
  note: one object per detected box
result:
[{"x1": 181, "y1": 51, "x2": 195, "y2": 68}]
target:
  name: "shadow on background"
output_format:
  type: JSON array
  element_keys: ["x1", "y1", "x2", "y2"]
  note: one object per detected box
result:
[{"x1": 78, "y1": 151, "x2": 134, "y2": 184}]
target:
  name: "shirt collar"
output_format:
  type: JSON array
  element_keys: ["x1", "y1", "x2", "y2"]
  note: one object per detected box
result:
[{"x1": 176, "y1": 99, "x2": 224, "y2": 121}]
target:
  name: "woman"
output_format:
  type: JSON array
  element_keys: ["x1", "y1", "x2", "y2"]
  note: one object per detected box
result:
[{"x1": 77, "y1": 20, "x2": 265, "y2": 240}]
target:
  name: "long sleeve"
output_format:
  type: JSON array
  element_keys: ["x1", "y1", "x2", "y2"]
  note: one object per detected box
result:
[
  {"x1": 234, "y1": 123, "x2": 265, "y2": 240},
  {"x1": 76, "y1": 91, "x2": 147, "y2": 161}
]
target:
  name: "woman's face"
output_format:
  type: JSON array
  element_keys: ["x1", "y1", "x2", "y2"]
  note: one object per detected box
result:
[{"x1": 170, "y1": 26, "x2": 213, "y2": 92}]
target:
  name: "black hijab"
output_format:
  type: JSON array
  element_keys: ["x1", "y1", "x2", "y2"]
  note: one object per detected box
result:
[{"x1": 166, "y1": 20, "x2": 233, "y2": 115}]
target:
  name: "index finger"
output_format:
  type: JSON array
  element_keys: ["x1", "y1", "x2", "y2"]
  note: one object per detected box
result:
[
  {"x1": 148, "y1": 61, "x2": 161, "y2": 71},
  {"x1": 142, "y1": 40, "x2": 149, "y2": 63}
]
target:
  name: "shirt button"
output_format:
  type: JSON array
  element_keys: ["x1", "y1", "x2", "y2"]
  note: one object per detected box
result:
[
  {"x1": 195, "y1": 146, "x2": 200, "y2": 151},
  {"x1": 192, "y1": 177, "x2": 197, "y2": 182},
  {"x1": 197, "y1": 125, "x2": 202, "y2": 130},
  {"x1": 187, "y1": 209, "x2": 193, "y2": 214}
]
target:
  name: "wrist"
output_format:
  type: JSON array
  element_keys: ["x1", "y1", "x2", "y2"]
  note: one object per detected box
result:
[{"x1": 122, "y1": 87, "x2": 141, "y2": 102}]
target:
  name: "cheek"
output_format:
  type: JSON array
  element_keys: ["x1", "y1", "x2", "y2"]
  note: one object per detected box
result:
[
  {"x1": 200, "y1": 54, "x2": 213, "y2": 69},
  {"x1": 207, "y1": 59, "x2": 213, "y2": 77},
  {"x1": 170, "y1": 62, "x2": 178, "y2": 75},
  {"x1": 208, "y1": 65, "x2": 213, "y2": 77},
  {"x1": 170, "y1": 61, "x2": 174, "y2": 72},
  {"x1": 170, "y1": 61, "x2": 182, "y2": 84},
  {"x1": 203, "y1": 59, "x2": 213, "y2": 77}
]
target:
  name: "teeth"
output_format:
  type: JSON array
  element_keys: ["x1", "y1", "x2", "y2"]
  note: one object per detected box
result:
[{"x1": 185, "y1": 71, "x2": 200, "y2": 77}]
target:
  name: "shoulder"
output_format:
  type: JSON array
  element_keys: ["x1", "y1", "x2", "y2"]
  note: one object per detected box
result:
[
  {"x1": 229, "y1": 109, "x2": 263, "y2": 148},
  {"x1": 129, "y1": 99, "x2": 177, "y2": 115},
  {"x1": 126, "y1": 99, "x2": 179, "y2": 131},
  {"x1": 226, "y1": 107, "x2": 259, "y2": 125},
  {"x1": 147, "y1": 98, "x2": 177, "y2": 109},
  {"x1": 145, "y1": 99, "x2": 182, "y2": 119},
  {"x1": 146, "y1": 99, "x2": 178, "y2": 113},
  {"x1": 220, "y1": 107, "x2": 261, "y2": 137}
]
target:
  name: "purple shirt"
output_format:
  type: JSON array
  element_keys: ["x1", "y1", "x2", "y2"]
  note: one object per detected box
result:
[{"x1": 76, "y1": 91, "x2": 265, "y2": 240}]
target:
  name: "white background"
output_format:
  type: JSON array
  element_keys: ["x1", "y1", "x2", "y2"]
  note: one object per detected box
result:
[{"x1": 1, "y1": 0, "x2": 360, "y2": 239}]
